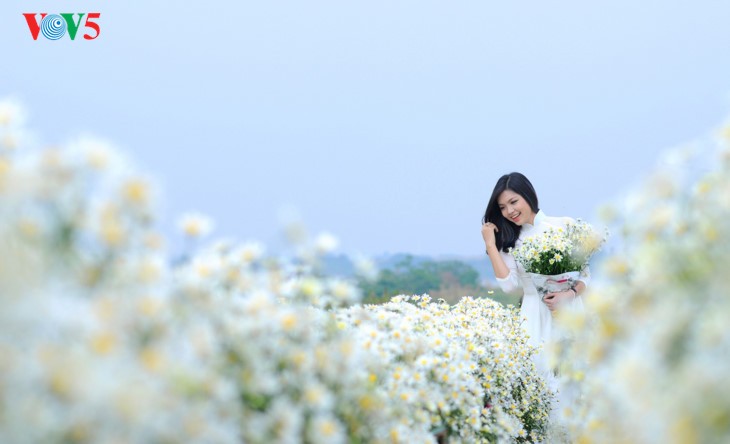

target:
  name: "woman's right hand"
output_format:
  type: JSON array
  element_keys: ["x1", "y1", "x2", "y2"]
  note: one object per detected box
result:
[{"x1": 481, "y1": 221, "x2": 499, "y2": 250}]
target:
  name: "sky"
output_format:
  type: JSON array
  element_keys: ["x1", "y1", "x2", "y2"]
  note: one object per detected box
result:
[{"x1": 2, "y1": 1, "x2": 730, "y2": 257}]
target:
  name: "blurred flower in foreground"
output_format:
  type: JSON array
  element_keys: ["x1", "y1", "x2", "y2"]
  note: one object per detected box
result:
[
  {"x1": 0, "y1": 99, "x2": 26, "y2": 128},
  {"x1": 177, "y1": 212, "x2": 214, "y2": 239},
  {"x1": 556, "y1": 117, "x2": 730, "y2": 444},
  {"x1": 234, "y1": 241, "x2": 265, "y2": 264},
  {"x1": 353, "y1": 254, "x2": 379, "y2": 281},
  {"x1": 315, "y1": 231, "x2": 339, "y2": 254},
  {"x1": 0, "y1": 99, "x2": 29, "y2": 152}
]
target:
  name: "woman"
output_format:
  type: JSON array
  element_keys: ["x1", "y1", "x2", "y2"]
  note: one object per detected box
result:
[{"x1": 481, "y1": 172, "x2": 589, "y2": 431}]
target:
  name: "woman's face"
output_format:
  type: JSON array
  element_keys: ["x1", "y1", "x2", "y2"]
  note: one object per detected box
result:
[{"x1": 497, "y1": 189, "x2": 535, "y2": 226}]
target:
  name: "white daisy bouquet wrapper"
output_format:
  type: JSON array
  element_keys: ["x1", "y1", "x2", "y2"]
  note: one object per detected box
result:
[
  {"x1": 511, "y1": 221, "x2": 606, "y2": 306},
  {"x1": 528, "y1": 272, "x2": 581, "y2": 303}
]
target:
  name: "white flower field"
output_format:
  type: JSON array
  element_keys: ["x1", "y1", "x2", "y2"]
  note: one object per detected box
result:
[{"x1": 1, "y1": 99, "x2": 729, "y2": 443}]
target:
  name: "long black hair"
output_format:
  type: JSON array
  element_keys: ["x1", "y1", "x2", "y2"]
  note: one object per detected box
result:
[{"x1": 482, "y1": 172, "x2": 540, "y2": 252}]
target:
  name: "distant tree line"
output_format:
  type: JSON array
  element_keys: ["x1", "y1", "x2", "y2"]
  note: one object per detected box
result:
[{"x1": 357, "y1": 255, "x2": 519, "y2": 306}]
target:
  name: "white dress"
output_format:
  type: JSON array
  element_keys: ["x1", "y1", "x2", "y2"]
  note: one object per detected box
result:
[{"x1": 494, "y1": 210, "x2": 590, "y2": 431}]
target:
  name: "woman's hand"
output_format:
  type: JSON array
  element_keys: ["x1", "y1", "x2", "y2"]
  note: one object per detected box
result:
[
  {"x1": 543, "y1": 290, "x2": 575, "y2": 312},
  {"x1": 482, "y1": 221, "x2": 499, "y2": 250}
]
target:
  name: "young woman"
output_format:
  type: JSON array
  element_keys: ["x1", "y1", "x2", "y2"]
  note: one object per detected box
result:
[{"x1": 481, "y1": 172, "x2": 590, "y2": 429}]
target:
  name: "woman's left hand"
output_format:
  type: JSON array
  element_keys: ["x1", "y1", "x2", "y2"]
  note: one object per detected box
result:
[{"x1": 543, "y1": 291, "x2": 575, "y2": 312}]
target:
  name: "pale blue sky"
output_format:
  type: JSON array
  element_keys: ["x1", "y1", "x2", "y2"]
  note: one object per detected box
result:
[{"x1": 3, "y1": 1, "x2": 730, "y2": 256}]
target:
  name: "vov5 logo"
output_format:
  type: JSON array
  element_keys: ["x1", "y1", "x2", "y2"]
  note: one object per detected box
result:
[{"x1": 23, "y1": 13, "x2": 101, "y2": 41}]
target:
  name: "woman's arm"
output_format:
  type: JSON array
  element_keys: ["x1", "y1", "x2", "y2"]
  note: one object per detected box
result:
[{"x1": 483, "y1": 222, "x2": 520, "y2": 294}]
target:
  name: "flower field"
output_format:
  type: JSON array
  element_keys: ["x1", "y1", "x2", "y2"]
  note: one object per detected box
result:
[
  {"x1": 2, "y1": 98, "x2": 730, "y2": 443},
  {"x1": 0, "y1": 99, "x2": 550, "y2": 443}
]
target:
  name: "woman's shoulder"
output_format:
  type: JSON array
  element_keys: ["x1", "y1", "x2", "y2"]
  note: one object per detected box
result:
[{"x1": 544, "y1": 215, "x2": 576, "y2": 226}]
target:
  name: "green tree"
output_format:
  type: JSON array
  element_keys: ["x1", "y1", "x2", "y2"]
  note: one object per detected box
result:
[{"x1": 358, "y1": 255, "x2": 517, "y2": 306}]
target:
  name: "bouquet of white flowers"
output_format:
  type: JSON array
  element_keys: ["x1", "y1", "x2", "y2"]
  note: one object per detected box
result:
[{"x1": 511, "y1": 220, "x2": 605, "y2": 306}]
